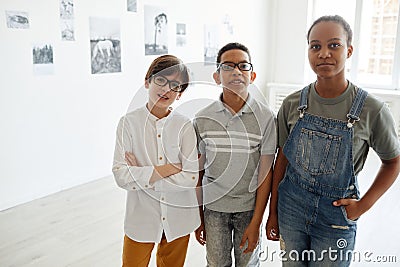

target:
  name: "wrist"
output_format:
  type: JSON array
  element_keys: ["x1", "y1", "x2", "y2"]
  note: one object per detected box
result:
[
  {"x1": 357, "y1": 197, "x2": 373, "y2": 215},
  {"x1": 269, "y1": 204, "x2": 278, "y2": 214},
  {"x1": 250, "y1": 216, "x2": 263, "y2": 227}
]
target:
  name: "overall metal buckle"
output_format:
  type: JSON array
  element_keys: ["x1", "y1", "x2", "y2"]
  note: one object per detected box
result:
[{"x1": 346, "y1": 114, "x2": 360, "y2": 128}]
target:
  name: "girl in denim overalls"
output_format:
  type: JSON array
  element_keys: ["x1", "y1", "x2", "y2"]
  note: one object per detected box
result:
[{"x1": 266, "y1": 15, "x2": 400, "y2": 266}]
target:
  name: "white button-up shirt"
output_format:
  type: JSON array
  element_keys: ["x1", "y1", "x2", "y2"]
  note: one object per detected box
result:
[{"x1": 112, "y1": 106, "x2": 200, "y2": 242}]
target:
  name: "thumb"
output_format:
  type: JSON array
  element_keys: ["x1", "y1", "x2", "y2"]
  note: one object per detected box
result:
[
  {"x1": 333, "y1": 198, "x2": 350, "y2": 207},
  {"x1": 239, "y1": 234, "x2": 247, "y2": 249}
]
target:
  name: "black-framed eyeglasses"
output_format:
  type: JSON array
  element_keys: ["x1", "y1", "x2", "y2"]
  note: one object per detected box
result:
[
  {"x1": 218, "y1": 62, "x2": 253, "y2": 72},
  {"x1": 152, "y1": 75, "x2": 183, "y2": 92}
]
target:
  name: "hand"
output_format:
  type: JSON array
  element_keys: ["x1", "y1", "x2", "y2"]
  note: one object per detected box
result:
[
  {"x1": 240, "y1": 222, "x2": 259, "y2": 254},
  {"x1": 195, "y1": 223, "x2": 206, "y2": 246},
  {"x1": 333, "y1": 198, "x2": 362, "y2": 221},
  {"x1": 266, "y1": 213, "x2": 280, "y2": 241},
  {"x1": 125, "y1": 152, "x2": 138, "y2": 166}
]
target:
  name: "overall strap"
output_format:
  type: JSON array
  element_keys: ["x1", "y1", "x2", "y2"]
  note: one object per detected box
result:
[
  {"x1": 346, "y1": 87, "x2": 368, "y2": 128},
  {"x1": 297, "y1": 85, "x2": 310, "y2": 118}
]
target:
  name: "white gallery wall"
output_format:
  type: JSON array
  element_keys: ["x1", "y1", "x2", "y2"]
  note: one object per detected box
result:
[{"x1": 1, "y1": 0, "x2": 311, "y2": 210}]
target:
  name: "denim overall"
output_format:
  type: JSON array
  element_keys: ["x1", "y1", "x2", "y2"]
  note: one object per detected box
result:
[{"x1": 278, "y1": 85, "x2": 368, "y2": 267}]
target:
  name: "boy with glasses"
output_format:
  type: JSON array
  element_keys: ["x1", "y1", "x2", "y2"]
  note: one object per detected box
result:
[
  {"x1": 112, "y1": 55, "x2": 200, "y2": 266},
  {"x1": 194, "y1": 42, "x2": 276, "y2": 266}
]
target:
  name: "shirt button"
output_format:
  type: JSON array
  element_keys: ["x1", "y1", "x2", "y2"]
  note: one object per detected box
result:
[
  {"x1": 349, "y1": 185, "x2": 355, "y2": 190},
  {"x1": 161, "y1": 197, "x2": 165, "y2": 201},
  {"x1": 158, "y1": 134, "x2": 161, "y2": 138},
  {"x1": 162, "y1": 217, "x2": 165, "y2": 221},
  {"x1": 352, "y1": 194, "x2": 358, "y2": 199},
  {"x1": 132, "y1": 186, "x2": 136, "y2": 190},
  {"x1": 192, "y1": 176, "x2": 196, "y2": 180},
  {"x1": 145, "y1": 185, "x2": 148, "y2": 188},
  {"x1": 159, "y1": 156, "x2": 163, "y2": 160}
]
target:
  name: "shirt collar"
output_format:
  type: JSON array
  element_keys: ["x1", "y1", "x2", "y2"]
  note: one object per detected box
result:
[
  {"x1": 143, "y1": 105, "x2": 171, "y2": 122},
  {"x1": 215, "y1": 94, "x2": 226, "y2": 112},
  {"x1": 241, "y1": 93, "x2": 256, "y2": 113},
  {"x1": 215, "y1": 93, "x2": 255, "y2": 114}
]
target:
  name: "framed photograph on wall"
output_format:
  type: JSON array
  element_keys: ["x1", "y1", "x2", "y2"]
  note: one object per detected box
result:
[
  {"x1": 144, "y1": 5, "x2": 168, "y2": 56},
  {"x1": 59, "y1": 0, "x2": 75, "y2": 41},
  {"x1": 176, "y1": 23, "x2": 186, "y2": 47},
  {"x1": 204, "y1": 24, "x2": 218, "y2": 65},
  {"x1": 60, "y1": 19, "x2": 74, "y2": 41},
  {"x1": 60, "y1": 0, "x2": 74, "y2": 19},
  {"x1": 5, "y1": 11, "x2": 29, "y2": 29},
  {"x1": 32, "y1": 43, "x2": 54, "y2": 75},
  {"x1": 89, "y1": 17, "x2": 121, "y2": 74},
  {"x1": 127, "y1": 0, "x2": 137, "y2": 12}
]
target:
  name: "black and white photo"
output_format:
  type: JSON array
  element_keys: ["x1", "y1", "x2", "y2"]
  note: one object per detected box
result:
[
  {"x1": 89, "y1": 17, "x2": 121, "y2": 74},
  {"x1": 144, "y1": 5, "x2": 168, "y2": 56},
  {"x1": 59, "y1": 0, "x2": 75, "y2": 41},
  {"x1": 222, "y1": 14, "x2": 234, "y2": 36},
  {"x1": 6, "y1": 11, "x2": 29, "y2": 29},
  {"x1": 60, "y1": 0, "x2": 74, "y2": 19},
  {"x1": 61, "y1": 19, "x2": 74, "y2": 41},
  {"x1": 127, "y1": 0, "x2": 137, "y2": 12},
  {"x1": 32, "y1": 43, "x2": 54, "y2": 75},
  {"x1": 176, "y1": 23, "x2": 186, "y2": 47},
  {"x1": 204, "y1": 24, "x2": 218, "y2": 64}
]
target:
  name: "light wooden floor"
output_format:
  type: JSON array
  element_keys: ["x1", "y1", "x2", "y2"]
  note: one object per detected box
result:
[
  {"x1": 0, "y1": 176, "x2": 210, "y2": 267},
  {"x1": 0, "y1": 151, "x2": 399, "y2": 267}
]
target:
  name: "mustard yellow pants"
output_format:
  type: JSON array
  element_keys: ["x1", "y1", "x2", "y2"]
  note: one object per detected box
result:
[{"x1": 122, "y1": 234, "x2": 190, "y2": 267}]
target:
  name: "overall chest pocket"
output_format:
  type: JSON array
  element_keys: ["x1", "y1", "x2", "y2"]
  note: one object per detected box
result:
[{"x1": 296, "y1": 128, "x2": 342, "y2": 175}]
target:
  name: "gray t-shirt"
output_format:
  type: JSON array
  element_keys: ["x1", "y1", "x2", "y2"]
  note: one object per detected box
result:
[
  {"x1": 278, "y1": 81, "x2": 400, "y2": 175},
  {"x1": 194, "y1": 94, "x2": 276, "y2": 212}
]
